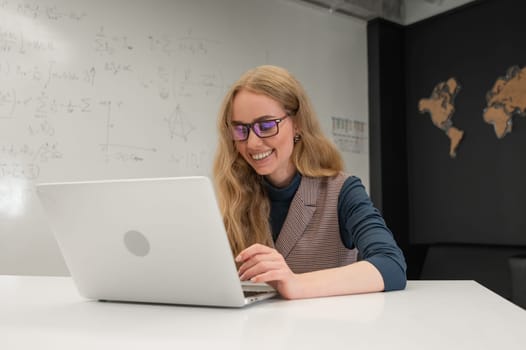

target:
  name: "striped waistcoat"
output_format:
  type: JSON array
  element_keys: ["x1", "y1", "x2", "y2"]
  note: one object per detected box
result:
[{"x1": 274, "y1": 173, "x2": 358, "y2": 273}]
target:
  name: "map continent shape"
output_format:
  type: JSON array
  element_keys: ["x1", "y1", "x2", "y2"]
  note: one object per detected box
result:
[
  {"x1": 483, "y1": 65, "x2": 526, "y2": 138},
  {"x1": 418, "y1": 77, "x2": 464, "y2": 158}
]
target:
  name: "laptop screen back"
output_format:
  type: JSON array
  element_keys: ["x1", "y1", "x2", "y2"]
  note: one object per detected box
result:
[{"x1": 36, "y1": 176, "x2": 259, "y2": 307}]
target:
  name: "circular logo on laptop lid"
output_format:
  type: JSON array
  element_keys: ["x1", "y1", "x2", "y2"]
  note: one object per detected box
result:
[{"x1": 123, "y1": 230, "x2": 150, "y2": 257}]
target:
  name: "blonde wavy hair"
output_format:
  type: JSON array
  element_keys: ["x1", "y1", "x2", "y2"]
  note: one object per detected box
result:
[{"x1": 213, "y1": 65, "x2": 344, "y2": 256}]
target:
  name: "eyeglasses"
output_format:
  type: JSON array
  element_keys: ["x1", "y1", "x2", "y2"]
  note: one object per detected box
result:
[{"x1": 230, "y1": 115, "x2": 290, "y2": 141}]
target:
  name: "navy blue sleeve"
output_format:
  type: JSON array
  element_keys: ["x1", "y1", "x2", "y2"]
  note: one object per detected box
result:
[{"x1": 338, "y1": 176, "x2": 407, "y2": 291}]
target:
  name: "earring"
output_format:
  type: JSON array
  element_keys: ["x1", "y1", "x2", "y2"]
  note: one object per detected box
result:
[{"x1": 293, "y1": 134, "x2": 301, "y2": 144}]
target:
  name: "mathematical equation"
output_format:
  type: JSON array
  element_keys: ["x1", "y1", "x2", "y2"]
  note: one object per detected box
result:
[
  {"x1": 331, "y1": 117, "x2": 368, "y2": 154},
  {"x1": 0, "y1": 89, "x2": 96, "y2": 119},
  {"x1": 1, "y1": 142, "x2": 62, "y2": 162},
  {"x1": 169, "y1": 150, "x2": 208, "y2": 171},
  {"x1": 0, "y1": 162, "x2": 40, "y2": 180},
  {"x1": 0, "y1": 0, "x2": 225, "y2": 182},
  {"x1": 14, "y1": 1, "x2": 87, "y2": 21}
]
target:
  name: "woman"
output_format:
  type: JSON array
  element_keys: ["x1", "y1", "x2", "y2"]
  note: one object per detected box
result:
[{"x1": 213, "y1": 65, "x2": 406, "y2": 299}]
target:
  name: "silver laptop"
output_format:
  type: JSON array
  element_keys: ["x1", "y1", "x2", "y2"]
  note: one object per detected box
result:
[{"x1": 36, "y1": 176, "x2": 276, "y2": 308}]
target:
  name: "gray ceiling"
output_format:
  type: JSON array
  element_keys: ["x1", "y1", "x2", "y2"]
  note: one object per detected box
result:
[{"x1": 293, "y1": 0, "x2": 457, "y2": 24}]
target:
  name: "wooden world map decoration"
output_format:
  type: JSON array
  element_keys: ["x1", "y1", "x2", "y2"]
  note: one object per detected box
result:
[{"x1": 418, "y1": 65, "x2": 526, "y2": 158}]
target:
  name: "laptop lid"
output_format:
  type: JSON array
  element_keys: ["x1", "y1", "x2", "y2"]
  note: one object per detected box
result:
[{"x1": 36, "y1": 176, "x2": 276, "y2": 308}]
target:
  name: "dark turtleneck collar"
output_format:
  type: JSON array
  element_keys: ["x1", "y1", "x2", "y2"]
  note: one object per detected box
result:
[
  {"x1": 263, "y1": 172, "x2": 302, "y2": 202},
  {"x1": 263, "y1": 172, "x2": 302, "y2": 240}
]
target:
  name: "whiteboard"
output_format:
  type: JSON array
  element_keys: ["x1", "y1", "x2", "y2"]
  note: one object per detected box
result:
[{"x1": 0, "y1": 0, "x2": 369, "y2": 275}]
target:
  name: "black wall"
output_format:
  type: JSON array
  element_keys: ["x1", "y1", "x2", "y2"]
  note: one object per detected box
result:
[
  {"x1": 406, "y1": 0, "x2": 526, "y2": 246},
  {"x1": 368, "y1": 18, "x2": 427, "y2": 280},
  {"x1": 368, "y1": 0, "x2": 526, "y2": 300}
]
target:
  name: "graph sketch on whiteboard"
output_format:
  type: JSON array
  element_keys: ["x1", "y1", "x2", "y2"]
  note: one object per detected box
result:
[
  {"x1": 165, "y1": 104, "x2": 195, "y2": 142},
  {"x1": 98, "y1": 99, "x2": 157, "y2": 163}
]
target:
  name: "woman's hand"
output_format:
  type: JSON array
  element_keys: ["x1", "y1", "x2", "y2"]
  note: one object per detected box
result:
[
  {"x1": 236, "y1": 244, "x2": 386, "y2": 299},
  {"x1": 236, "y1": 243, "x2": 302, "y2": 299}
]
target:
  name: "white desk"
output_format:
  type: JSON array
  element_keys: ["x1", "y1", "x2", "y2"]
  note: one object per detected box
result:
[{"x1": 1, "y1": 276, "x2": 525, "y2": 349}]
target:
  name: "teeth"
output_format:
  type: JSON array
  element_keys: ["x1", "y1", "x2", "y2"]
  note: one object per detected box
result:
[{"x1": 252, "y1": 150, "x2": 273, "y2": 160}]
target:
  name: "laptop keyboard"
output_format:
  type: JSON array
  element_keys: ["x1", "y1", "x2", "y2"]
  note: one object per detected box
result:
[{"x1": 243, "y1": 291, "x2": 267, "y2": 297}]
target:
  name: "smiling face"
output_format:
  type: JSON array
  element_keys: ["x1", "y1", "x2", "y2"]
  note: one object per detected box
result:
[{"x1": 231, "y1": 89, "x2": 297, "y2": 187}]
